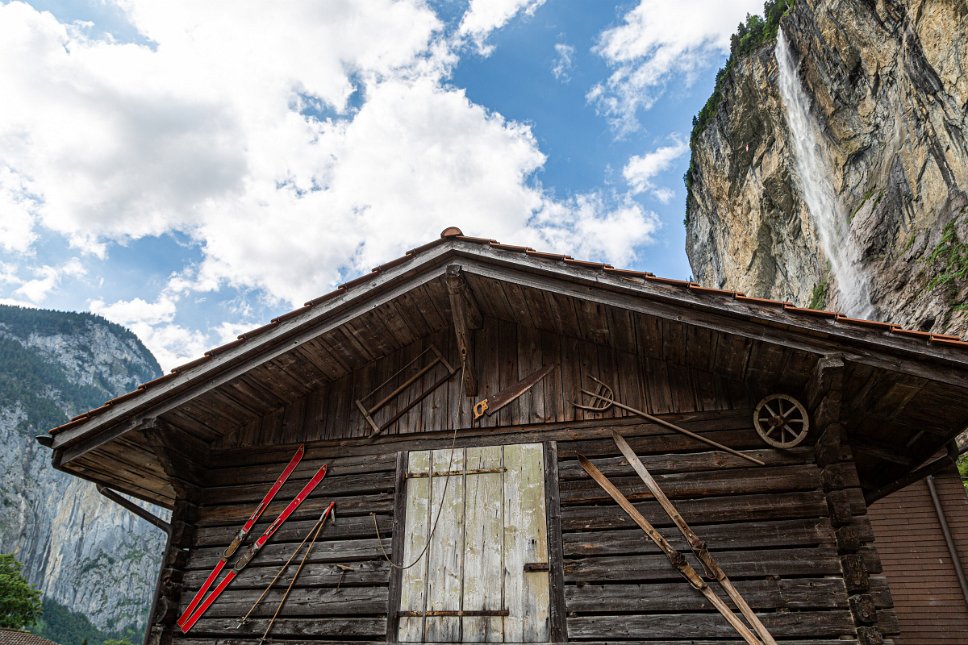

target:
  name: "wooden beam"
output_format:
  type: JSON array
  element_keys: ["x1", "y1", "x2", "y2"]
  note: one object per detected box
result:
[
  {"x1": 142, "y1": 418, "x2": 205, "y2": 499},
  {"x1": 445, "y1": 264, "x2": 482, "y2": 396},
  {"x1": 851, "y1": 441, "x2": 913, "y2": 466},
  {"x1": 806, "y1": 355, "x2": 845, "y2": 430},
  {"x1": 96, "y1": 485, "x2": 170, "y2": 535},
  {"x1": 865, "y1": 442, "x2": 958, "y2": 504}
]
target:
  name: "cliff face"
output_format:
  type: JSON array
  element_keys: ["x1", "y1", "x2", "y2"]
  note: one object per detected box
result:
[
  {"x1": 686, "y1": 0, "x2": 968, "y2": 334},
  {"x1": 0, "y1": 306, "x2": 165, "y2": 632}
]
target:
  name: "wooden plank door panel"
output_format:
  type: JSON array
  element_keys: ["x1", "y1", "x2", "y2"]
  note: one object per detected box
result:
[
  {"x1": 463, "y1": 446, "x2": 505, "y2": 643},
  {"x1": 398, "y1": 443, "x2": 550, "y2": 643}
]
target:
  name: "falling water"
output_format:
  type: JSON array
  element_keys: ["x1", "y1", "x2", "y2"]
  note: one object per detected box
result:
[{"x1": 775, "y1": 30, "x2": 875, "y2": 318}]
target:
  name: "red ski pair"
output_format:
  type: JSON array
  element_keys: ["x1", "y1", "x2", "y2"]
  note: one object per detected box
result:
[{"x1": 177, "y1": 445, "x2": 329, "y2": 633}]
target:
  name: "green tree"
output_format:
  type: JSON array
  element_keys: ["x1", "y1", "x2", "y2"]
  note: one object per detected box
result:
[
  {"x1": 103, "y1": 640, "x2": 135, "y2": 645},
  {"x1": 0, "y1": 554, "x2": 42, "y2": 629}
]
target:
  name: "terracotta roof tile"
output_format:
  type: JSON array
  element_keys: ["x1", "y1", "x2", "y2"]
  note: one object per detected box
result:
[
  {"x1": 645, "y1": 275, "x2": 692, "y2": 287},
  {"x1": 271, "y1": 305, "x2": 312, "y2": 324},
  {"x1": 836, "y1": 315, "x2": 894, "y2": 331},
  {"x1": 603, "y1": 267, "x2": 650, "y2": 279},
  {"x1": 689, "y1": 284, "x2": 742, "y2": 297},
  {"x1": 0, "y1": 629, "x2": 58, "y2": 645},
  {"x1": 237, "y1": 322, "x2": 277, "y2": 340},
  {"x1": 525, "y1": 250, "x2": 572, "y2": 261},
  {"x1": 339, "y1": 272, "x2": 377, "y2": 290},
  {"x1": 890, "y1": 326, "x2": 934, "y2": 339},
  {"x1": 931, "y1": 337, "x2": 968, "y2": 349},
  {"x1": 205, "y1": 338, "x2": 246, "y2": 357},
  {"x1": 170, "y1": 355, "x2": 211, "y2": 374},
  {"x1": 784, "y1": 305, "x2": 840, "y2": 319},
  {"x1": 734, "y1": 294, "x2": 792, "y2": 307},
  {"x1": 372, "y1": 254, "x2": 412, "y2": 273},
  {"x1": 489, "y1": 242, "x2": 534, "y2": 253},
  {"x1": 564, "y1": 258, "x2": 609, "y2": 269},
  {"x1": 304, "y1": 286, "x2": 346, "y2": 307}
]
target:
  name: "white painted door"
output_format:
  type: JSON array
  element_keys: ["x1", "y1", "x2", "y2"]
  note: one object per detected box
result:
[{"x1": 398, "y1": 443, "x2": 551, "y2": 643}]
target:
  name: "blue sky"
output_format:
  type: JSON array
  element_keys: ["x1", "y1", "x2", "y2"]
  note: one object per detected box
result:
[{"x1": 0, "y1": 0, "x2": 763, "y2": 369}]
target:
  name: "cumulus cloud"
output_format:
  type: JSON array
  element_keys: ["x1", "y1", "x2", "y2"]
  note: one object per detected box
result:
[
  {"x1": 590, "y1": 0, "x2": 762, "y2": 134},
  {"x1": 458, "y1": 0, "x2": 546, "y2": 55},
  {"x1": 552, "y1": 43, "x2": 575, "y2": 81},
  {"x1": 89, "y1": 292, "x2": 208, "y2": 371},
  {"x1": 623, "y1": 136, "x2": 689, "y2": 201},
  {"x1": 14, "y1": 259, "x2": 86, "y2": 304},
  {"x1": 1, "y1": 1, "x2": 663, "y2": 369}
]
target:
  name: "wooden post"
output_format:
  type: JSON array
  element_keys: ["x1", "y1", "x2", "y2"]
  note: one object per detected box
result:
[
  {"x1": 815, "y1": 421, "x2": 899, "y2": 645},
  {"x1": 446, "y1": 265, "x2": 483, "y2": 396},
  {"x1": 141, "y1": 419, "x2": 204, "y2": 645}
]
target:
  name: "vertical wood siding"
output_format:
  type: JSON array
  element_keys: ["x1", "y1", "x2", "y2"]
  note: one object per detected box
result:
[
  {"x1": 212, "y1": 318, "x2": 748, "y2": 450},
  {"x1": 869, "y1": 464, "x2": 968, "y2": 643},
  {"x1": 398, "y1": 445, "x2": 549, "y2": 643}
]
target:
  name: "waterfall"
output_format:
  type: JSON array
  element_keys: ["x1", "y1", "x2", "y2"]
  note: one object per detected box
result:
[{"x1": 775, "y1": 29, "x2": 875, "y2": 319}]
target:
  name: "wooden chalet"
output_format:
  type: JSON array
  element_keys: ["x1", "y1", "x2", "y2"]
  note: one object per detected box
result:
[{"x1": 43, "y1": 227, "x2": 968, "y2": 644}]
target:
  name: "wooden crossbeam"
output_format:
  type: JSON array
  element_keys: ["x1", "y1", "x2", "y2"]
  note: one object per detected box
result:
[{"x1": 446, "y1": 264, "x2": 483, "y2": 396}]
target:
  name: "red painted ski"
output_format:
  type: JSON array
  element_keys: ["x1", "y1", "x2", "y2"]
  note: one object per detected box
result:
[
  {"x1": 177, "y1": 444, "x2": 305, "y2": 628},
  {"x1": 179, "y1": 464, "x2": 329, "y2": 634}
]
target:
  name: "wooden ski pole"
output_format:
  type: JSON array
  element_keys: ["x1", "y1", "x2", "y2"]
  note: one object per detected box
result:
[
  {"x1": 611, "y1": 431, "x2": 777, "y2": 645},
  {"x1": 260, "y1": 502, "x2": 334, "y2": 643},
  {"x1": 577, "y1": 455, "x2": 761, "y2": 645}
]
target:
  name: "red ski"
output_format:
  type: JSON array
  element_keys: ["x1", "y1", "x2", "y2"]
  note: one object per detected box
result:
[
  {"x1": 177, "y1": 444, "x2": 305, "y2": 628},
  {"x1": 179, "y1": 464, "x2": 329, "y2": 634}
]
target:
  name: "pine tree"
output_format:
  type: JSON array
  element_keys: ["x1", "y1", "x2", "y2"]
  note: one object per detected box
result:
[{"x1": 0, "y1": 554, "x2": 42, "y2": 629}]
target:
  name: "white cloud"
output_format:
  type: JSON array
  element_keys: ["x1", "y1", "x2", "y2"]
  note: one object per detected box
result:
[
  {"x1": 458, "y1": 0, "x2": 546, "y2": 55},
  {"x1": 590, "y1": 0, "x2": 762, "y2": 133},
  {"x1": 89, "y1": 292, "x2": 207, "y2": 371},
  {"x1": 623, "y1": 136, "x2": 689, "y2": 201},
  {"x1": 0, "y1": 166, "x2": 38, "y2": 253},
  {"x1": 14, "y1": 258, "x2": 86, "y2": 304},
  {"x1": 1, "y1": 1, "x2": 663, "y2": 369},
  {"x1": 552, "y1": 43, "x2": 575, "y2": 81}
]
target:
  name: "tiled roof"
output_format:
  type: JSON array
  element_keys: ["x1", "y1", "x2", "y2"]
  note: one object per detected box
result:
[
  {"x1": 0, "y1": 630, "x2": 58, "y2": 645},
  {"x1": 48, "y1": 226, "x2": 968, "y2": 436}
]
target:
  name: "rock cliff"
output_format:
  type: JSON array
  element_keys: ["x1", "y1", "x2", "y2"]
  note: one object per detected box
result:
[
  {"x1": 0, "y1": 305, "x2": 165, "y2": 634},
  {"x1": 685, "y1": 0, "x2": 967, "y2": 335}
]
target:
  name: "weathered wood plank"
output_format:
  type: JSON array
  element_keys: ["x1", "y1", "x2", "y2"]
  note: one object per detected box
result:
[
  {"x1": 567, "y1": 609, "x2": 856, "y2": 639},
  {"x1": 461, "y1": 446, "x2": 504, "y2": 643},
  {"x1": 563, "y1": 547, "x2": 844, "y2": 582},
  {"x1": 398, "y1": 450, "x2": 430, "y2": 642},
  {"x1": 562, "y1": 490, "x2": 831, "y2": 531},
  {"x1": 182, "y1": 616, "x2": 386, "y2": 639},
  {"x1": 558, "y1": 463, "x2": 821, "y2": 505},
  {"x1": 425, "y1": 448, "x2": 465, "y2": 642},
  {"x1": 503, "y1": 443, "x2": 550, "y2": 643},
  {"x1": 565, "y1": 578, "x2": 851, "y2": 612},
  {"x1": 561, "y1": 517, "x2": 839, "y2": 556},
  {"x1": 181, "y1": 560, "x2": 389, "y2": 590}
]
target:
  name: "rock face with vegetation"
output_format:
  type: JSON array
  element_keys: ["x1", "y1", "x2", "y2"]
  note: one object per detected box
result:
[
  {"x1": 0, "y1": 305, "x2": 164, "y2": 639},
  {"x1": 685, "y1": 0, "x2": 968, "y2": 335}
]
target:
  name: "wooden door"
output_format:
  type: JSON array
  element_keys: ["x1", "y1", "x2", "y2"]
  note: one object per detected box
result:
[{"x1": 397, "y1": 443, "x2": 551, "y2": 643}]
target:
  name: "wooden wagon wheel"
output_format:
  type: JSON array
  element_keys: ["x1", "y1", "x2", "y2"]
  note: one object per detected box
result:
[{"x1": 753, "y1": 394, "x2": 810, "y2": 449}]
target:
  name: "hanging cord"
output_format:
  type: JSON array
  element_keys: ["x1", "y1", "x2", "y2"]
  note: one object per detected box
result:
[{"x1": 371, "y1": 364, "x2": 465, "y2": 570}]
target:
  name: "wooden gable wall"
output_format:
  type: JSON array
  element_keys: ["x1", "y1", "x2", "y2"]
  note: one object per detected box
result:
[
  {"x1": 143, "y1": 315, "x2": 901, "y2": 644},
  {"x1": 212, "y1": 317, "x2": 750, "y2": 449}
]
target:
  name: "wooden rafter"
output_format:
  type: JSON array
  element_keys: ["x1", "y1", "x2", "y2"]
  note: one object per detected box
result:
[{"x1": 446, "y1": 264, "x2": 483, "y2": 396}]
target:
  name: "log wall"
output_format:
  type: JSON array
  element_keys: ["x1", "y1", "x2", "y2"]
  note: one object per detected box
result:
[{"x1": 149, "y1": 319, "x2": 896, "y2": 644}]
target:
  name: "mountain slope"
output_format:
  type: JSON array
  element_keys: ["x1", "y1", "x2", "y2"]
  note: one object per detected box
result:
[
  {"x1": 0, "y1": 305, "x2": 165, "y2": 637},
  {"x1": 685, "y1": 0, "x2": 967, "y2": 335}
]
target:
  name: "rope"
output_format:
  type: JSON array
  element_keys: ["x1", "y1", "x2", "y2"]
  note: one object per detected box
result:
[{"x1": 372, "y1": 365, "x2": 465, "y2": 570}]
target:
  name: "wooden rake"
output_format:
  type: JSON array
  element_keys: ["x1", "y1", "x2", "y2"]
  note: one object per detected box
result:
[{"x1": 574, "y1": 375, "x2": 764, "y2": 466}]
